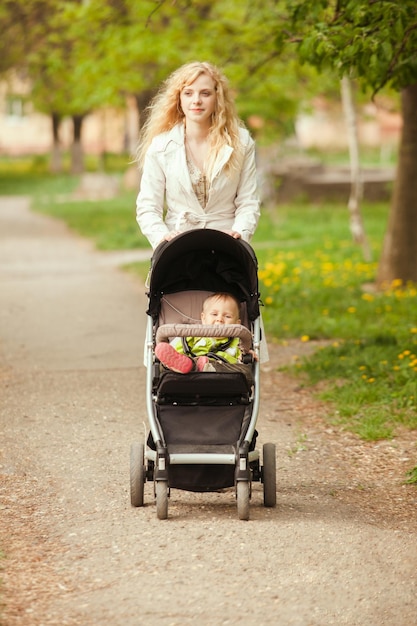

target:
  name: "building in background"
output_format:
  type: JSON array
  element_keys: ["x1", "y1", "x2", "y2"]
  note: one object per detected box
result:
[
  {"x1": 0, "y1": 76, "x2": 139, "y2": 158},
  {"x1": 0, "y1": 77, "x2": 400, "y2": 160}
]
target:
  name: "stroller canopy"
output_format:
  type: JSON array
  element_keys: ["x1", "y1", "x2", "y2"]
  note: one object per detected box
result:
[{"x1": 147, "y1": 229, "x2": 260, "y2": 321}]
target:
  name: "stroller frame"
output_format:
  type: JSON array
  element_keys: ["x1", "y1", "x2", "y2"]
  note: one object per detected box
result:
[{"x1": 130, "y1": 229, "x2": 276, "y2": 520}]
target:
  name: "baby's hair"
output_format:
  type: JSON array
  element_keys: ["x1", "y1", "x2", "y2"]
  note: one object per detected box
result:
[{"x1": 203, "y1": 292, "x2": 241, "y2": 313}]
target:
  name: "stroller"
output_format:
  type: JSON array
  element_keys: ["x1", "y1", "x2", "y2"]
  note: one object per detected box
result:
[{"x1": 130, "y1": 229, "x2": 276, "y2": 520}]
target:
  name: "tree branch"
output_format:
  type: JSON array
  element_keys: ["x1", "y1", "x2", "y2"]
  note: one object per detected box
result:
[
  {"x1": 373, "y1": 21, "x2": 417, "y2": 95},
  {"x1": 146, "y1": 0, "x2": 166, "y2": 27}
]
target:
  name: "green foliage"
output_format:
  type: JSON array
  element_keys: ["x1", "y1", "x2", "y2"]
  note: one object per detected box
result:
[
  {"x1": 0, "y1": 0, "x2": 342, "y2": 144},
  {"x1": 286, "y1": 0, "x2": 417, "y2": 92},
  {"x1": 2, "y1": 0, "x2": 416, "y2": 145}
]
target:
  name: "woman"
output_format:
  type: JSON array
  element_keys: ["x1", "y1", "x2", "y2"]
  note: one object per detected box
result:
[{"x1": 135, "y1": 61, "x2": 261, "y2": 249}]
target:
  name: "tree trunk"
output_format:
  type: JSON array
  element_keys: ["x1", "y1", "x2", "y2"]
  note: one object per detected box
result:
[
  {"x1": 340, "y1": 76, "x2": 371, "y2": 262},
  {"x1": 71, "y1": 114, "x2": 85, "y2": 174},
  {"x1": 377, "y1": 83, "x2": 417, "y2": 287},
  {"x1": 50, "y1": 112, "x2": 62, "y2": 174},
  {"x1": 134, "y1": 89, "x2": 157, "y2": 130}
]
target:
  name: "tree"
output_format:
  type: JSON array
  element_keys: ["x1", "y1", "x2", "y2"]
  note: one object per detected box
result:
[
  {"x1": 340, "y1": 75, "x2": 371, "y2": 262},
  {"x1": 0, "y1": 0, "x2": 341, "y2": 176},
  {"x1": 0, "y1": 0, "x2": 52, "y2": 73},
  {"x1": 77, "y1": 0, "x2": 329, "y2": 141},
  {"x1": 0, "y1": 0, "x2": 97, "y2": 173},
  {"x1": 27, "y1": 0, "x2": 116, "y2": 173},
  {"x1": 284, "y1": 0, "x2": 417, "y2": 287}
]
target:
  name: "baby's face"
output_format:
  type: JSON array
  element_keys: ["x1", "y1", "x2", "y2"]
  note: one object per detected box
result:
[{"x1": 201, "y1": 297, "x2": 241, "y2": 325}]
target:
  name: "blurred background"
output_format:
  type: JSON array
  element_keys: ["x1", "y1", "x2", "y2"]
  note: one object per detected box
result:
[{"x1": 0, "y1": 0, "x2": 402, "y2": 205}]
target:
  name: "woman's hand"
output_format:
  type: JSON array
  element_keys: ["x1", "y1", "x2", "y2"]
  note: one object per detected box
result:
[
  {"x1": 223, "y1": 230, "x2": 241, "y2": 239},
  {"x1": 249, "y1": 349, "x2": 259, "y2": 361},
  {"x1": 161, "y1": 231, "x2": 181, "y2": 243}
]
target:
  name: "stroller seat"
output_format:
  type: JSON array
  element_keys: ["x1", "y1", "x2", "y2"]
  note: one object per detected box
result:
[{"x1": 154, "y1": 316, "x2": 254, "y2": 405}]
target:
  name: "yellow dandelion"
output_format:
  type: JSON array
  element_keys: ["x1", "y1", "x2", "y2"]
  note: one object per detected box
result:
[
  {"x1": 361, "y1": 293, "x2": 374, "y2": 302},
  {"x1": 347, "y1": 306, "x2": 356, "y2": 314},
  {"x1": 301, "y1": 335, "x2": 310, "y2": 342},
  {"x1": 321, "y1": 262, "x2": 334, "y2": 272}
]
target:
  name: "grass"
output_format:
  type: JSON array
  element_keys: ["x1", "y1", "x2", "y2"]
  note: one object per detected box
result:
[
  {"x1": 405, "y1": 466, "x2": 417, "y2": 484},
  {"x1": 35, "y1": 189, "x2": 150, "y2": 250},
  {"x1": 303, "y1": 144, "x2": 398, "y2": 168},
  {"x1": 2, "y1": 158, "x2": 417, "y2": 442},
  {"x1": 254, "y1": 204, "x2": 417, "y2": 440},
  {"x1": 0, "y1": 156, "x2": 150, "y2": 250}
]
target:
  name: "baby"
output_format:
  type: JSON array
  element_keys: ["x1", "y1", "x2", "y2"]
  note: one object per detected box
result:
[{"x1": 155, "y1": 292, "x2": 254, "y2": 374}]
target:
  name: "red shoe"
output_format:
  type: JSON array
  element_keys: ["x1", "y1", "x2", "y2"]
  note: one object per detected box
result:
[
  {"x1": 196, "y1": 356, "x2": 209, "y2": 371},
  {"x1": 155, "y1": 343, "x2": 194, "y2": 374},
  {"x1": 196, "y1": 356, "x2": 216, "y2": 372}
]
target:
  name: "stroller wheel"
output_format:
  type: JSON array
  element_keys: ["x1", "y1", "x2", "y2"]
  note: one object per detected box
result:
[
  {"x1": 130, "y1": 442, "x2": 145, "y2": 507},
  {"x1": 155, "y1": 480, "x2": 168, "y2": 520},
  {"x1": 262, "y1": 443, "x2": 277, "y2": 508},
  {"x1": 236, "y1": 481, "x2": 250, "y2": 521}
]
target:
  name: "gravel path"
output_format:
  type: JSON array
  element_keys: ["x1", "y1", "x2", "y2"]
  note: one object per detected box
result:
[{"x1": 1, "y1": 196, "x2": 416, "y2": 626}]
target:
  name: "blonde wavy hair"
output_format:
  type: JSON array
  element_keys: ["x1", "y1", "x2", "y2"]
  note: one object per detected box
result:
[{"x1": 135, "y1": 61, "x2": 245, "y2": 177}]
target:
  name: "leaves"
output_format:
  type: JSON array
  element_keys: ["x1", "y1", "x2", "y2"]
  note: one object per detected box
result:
[
  {"x1": 286, "y1": 0, "x2": 417, "y2": 92},
  {"x1": 3, "y1": 0, "x2": 415, "y2": 140}
]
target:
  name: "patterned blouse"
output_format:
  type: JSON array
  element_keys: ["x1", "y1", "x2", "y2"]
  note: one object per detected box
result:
[{"x1": 186, "y1": 156, "x2": 209, "y2": 208}]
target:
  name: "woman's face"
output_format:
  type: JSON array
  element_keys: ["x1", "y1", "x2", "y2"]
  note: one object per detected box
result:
[{"x1": 180, "y1": 72, "x2": 216, "y2": 127}]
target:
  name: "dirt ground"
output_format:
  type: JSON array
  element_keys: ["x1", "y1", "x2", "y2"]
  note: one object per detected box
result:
[{"x1": 1, "y1": 196, "x2": 417, "y2": 626}]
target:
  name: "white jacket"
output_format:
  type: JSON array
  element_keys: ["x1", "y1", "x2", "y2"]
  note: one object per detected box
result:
[{"x1": 136, "y1": 123, "x2": 261, "y2": 249}]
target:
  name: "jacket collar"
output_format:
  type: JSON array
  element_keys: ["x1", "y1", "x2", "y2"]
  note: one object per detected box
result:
[
  {"x1": 162, "y1": 123, "x2": 185, "y2": 148},
  {"x1": 162, "y1": 123, "x2": 234, "y2": 181}
]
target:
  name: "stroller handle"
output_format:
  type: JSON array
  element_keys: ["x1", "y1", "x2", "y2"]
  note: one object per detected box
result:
[{"x1": 155, "y1": 323, "x2": 253, "y2": 353}]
